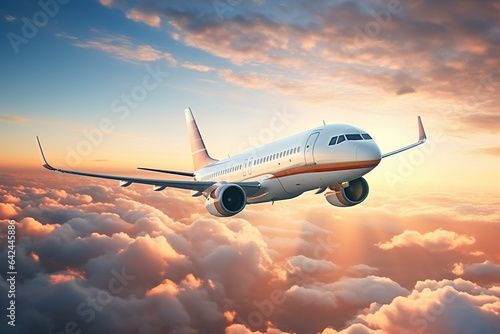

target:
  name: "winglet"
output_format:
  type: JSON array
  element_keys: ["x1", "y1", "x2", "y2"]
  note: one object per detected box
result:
[
  {"x1": 36, "y1": 136, "x2": 57, "y2": 171},
  {"x1": 381, "y1": 117, "x2": 428, "y2": 159},
  {"x1": 417, "y1": 116, "x2": 427, "y2": 143}
]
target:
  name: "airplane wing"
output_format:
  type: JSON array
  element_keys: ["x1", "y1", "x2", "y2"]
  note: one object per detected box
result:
[
  {"x1": 36, "y1": 137, "x2": 261, "y2": 195},
  {"x1": 381, "y1": 116, "x2": 427, "y2": 158}
]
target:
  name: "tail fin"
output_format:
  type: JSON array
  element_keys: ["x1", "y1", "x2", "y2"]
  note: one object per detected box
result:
[{"x1": 185, "y1": 108, "x2": 218, "y2": 170}]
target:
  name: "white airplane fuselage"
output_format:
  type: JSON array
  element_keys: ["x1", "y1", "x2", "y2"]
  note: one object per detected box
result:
[{"x1": 195, "y1": 123, "x2": 381, "y2": 204}]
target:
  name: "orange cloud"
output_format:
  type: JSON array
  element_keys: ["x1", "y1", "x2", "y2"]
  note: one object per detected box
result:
[
  {"x1": 376, "y1": 228, "x2": 475, "y2": 252},
  {"x1": 471, "y1": 146, "x2": 500, "y2": 157},
  {"x1": 146, "y1": 278, "x2": 179, "y2": 296},
  {"x1": 224, "y1": 310, "x2": 236, "y2": 323},
  {"x1": 4, "y1": 175, "x2": 499, "y2": 333},
  {"x1": 181, "y1": 273, "x2": 202, "y2": 290},
  {"x1": 461, "y1": 114, "x2": 500, "y2": 134},
  {"x1": 218, "y1": 69, "x2": 335, "y2": 103},
  {"x1": 99, "y1": 0, "x2": 113, "y2": 6},
  {"x1": 49, "y1": 273, "x2": 75, "y2": 285},
  {"x1": 0, "y1": 203, "x2": 17, "y2": 219},
  {"x1": 182, "y1": 62, "x2": 214, "y2": 72},
  {"x1": 31, "y1": 252, "x2": 40, "y2": 262},
  {"x1": 74, "y1": 34, "x2": 176, "y2": 65},
  {"x1": 0, "y1": 114, "x2": 26, "y2": 123},
  {"x1": 225, "y1": 323, "x2": 294, "y2": 334},
  {"x1": 17, "y1": 217, "x2": 59, "y2": 237},
  {"x1": 1, "y1": 194, "x2": 21, "y2": 204},
  {"x1": 67, "y1": 267, "x2": 86, "y2": 280},
  {"x1": 126, "y1": 8, "x2": 161, "y2": 27},
  {"x1": 452, "y1": 262, "x2": 465, "y2": 276}
]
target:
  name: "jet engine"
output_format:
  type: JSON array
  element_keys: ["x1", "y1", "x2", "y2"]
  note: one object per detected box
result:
[
  {"x1": 325, "y1": 177, "x2": 369, "y2": 207},
  {"x1": 206, "y1": 183, "x2": 247, "y2": 217}
]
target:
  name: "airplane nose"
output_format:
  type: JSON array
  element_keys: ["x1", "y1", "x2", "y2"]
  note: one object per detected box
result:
[{"x1": 356, "y1": 142, "x2": 381, "y2": 161}]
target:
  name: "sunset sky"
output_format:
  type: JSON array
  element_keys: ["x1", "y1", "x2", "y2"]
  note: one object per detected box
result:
[{"x1": 1, "y1": 0, "x2": 500, "y2": 333}]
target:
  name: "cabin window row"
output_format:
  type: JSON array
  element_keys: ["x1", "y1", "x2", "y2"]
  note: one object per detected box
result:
[
  {"x1": 329, "y1": 133, "x2": 372, "y2": 146},
  {"x1": 200, "y1": 145, "x2": 302, "y2": 181},
  {"x1": 203, "y1": 164, "x2": 243, "y2": 180},
  {"x1": 253, "y1": 146, "x2": 301, "y2": 166}
]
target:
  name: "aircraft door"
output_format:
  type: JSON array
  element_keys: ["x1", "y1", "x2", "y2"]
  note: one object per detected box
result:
[
  {"x1": 248, "y1": 157, "x2": 253, "y2": 175},
  {"x1": 304, "y1": 132, "x2": 320, "y2": 165},
  {"x1": 243, "y1": 159, "x2": 248, "y2": 177}
]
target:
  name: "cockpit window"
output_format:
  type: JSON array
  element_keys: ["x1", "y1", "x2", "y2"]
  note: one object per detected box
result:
[
  {"x1": 337, "y1": 135, "x2": 346, "y2": 144},
  {"x1": 361, "y1": 133, "x2": 372, "y2": 140},
  {"x1": 346, "y1": 134, "x2": 363, "y2": 140},
  {"x1": 329, "y1": 136, "x2": 338, "y2": 145}
]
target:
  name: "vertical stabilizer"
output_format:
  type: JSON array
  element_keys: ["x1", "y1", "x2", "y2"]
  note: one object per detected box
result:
[{"x1": 185, "y1": 108, "x2": 218, "y2": 170}]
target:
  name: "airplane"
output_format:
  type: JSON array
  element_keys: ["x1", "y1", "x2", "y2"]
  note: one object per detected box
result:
[{"x1": 37, "y1": 108, "x2": 427, "y2": 217}]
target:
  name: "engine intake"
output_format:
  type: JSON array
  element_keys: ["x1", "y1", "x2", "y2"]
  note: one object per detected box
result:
[
  {"x1": 325, "y1": 177, "x2": 369, "y2": 207},
  {"x1": 206, "y1": 183, "x2": 247, "y2": 217}
]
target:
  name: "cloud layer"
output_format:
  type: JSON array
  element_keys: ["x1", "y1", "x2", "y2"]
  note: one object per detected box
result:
[{"x1": 1, "y1": 174, "x2": 500, "y2": 333}]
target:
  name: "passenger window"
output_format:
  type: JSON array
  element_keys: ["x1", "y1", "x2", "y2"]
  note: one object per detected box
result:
[
  {"x1": 362, "y1": 134, "x2": 372, "y2": 140},
  {"x1": 337, "y1": 135, "x2": 345, "y2": 144},
  {"x1": 329, "y1": 136, "x2": 338, "y2": 145},
  {"x1": 297, "y1": 146, "x2": 300, "y2": 153},
  {"x1": 346, "y1": 134, "x2": 363, "y2": 140}
]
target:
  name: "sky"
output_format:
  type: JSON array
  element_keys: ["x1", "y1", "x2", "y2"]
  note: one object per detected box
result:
[{"x1": 1, "y1": 0, "x2": 500, "y2": 333}]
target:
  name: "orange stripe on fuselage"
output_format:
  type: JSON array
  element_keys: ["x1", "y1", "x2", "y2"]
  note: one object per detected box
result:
[{"x1": 270, "y1": 159, "x2": 381, "y2": 179}]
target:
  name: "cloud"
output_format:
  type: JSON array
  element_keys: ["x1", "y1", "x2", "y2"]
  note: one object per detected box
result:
[
  {"x1": 92, "y1": 0, "x2": 500, "y2": 112},
  {"x1": 349, "y1": 264, "x2": 379, "y2": 276},
  {"x1": 4, "y1": 14, "x2": 16, "y2": 22},
  {"x1": 470, "y1": 146, "x2": 500, "y2": 157},
  {"x1": 74, "y1": 33, "x2": 176, "y2": 65},
  {"x1": 461, "y1": 261, "x2": 500, "y2": 278},
  {"x1": 0, "y1": 114, "x2": 26, "y2": 123},
  {"x1": 182, "y1": 62, "x2": 214, "y2": 72},
  {"x1": 286, "y1": 255, "x2": 339, "y2": 276},
  {"x1": 396, "y1": 85, "x2": 416, "y2": 96},
  {"x1": 376, "y1": 228, "x2": 475, "y2": 252},
  {"x1": 2, "y1": 174, "x2": 500, "y2": 333},
  {"x1": 225, "y1": 323, "x2": 293, "y2": 334},
  {"x1": 345, "y1": 278, "x2": 500, "y2": 333},
  {"x1": 320, "y1": 324, "x2": 383, "y2": 334},
  {"x1": 452, "y1": 262, "x2": 464, "y2": 276},
  {"x1": 126, "y1": 8, "x2": 161, "y2": 27},
  {"x1": 98, "y1": 0, "x2": 113, "y2": 6},
  {"x1": 218, "y1": 69, "x2": 335, "y2": 103},
  {"x1": 0, "y1": 179, "x2": 291, "y2": 333},
  {"x1": 461, "y1": 113, "x2": 500, "y2": 133},
  {"x1": 16, "y1": 217, "x2": 60, "y2": 238},
  {"x1": 284, "y1": 276, "x2": 409, "y2": 309},
  {"x1": 55, "y1": 32, "x2": 78, "y2": 40},
  {"x1": 0, "y1": 203, "x2": 17, "y2": 218}
]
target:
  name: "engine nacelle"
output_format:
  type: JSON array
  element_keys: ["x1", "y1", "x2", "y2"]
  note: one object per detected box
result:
[
  {"x1": 206, "y1": 184, "x2": 247, "y2": 217},
  {"x1": 325, "y1": 177, "x2": 369, "y2": 207}
]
